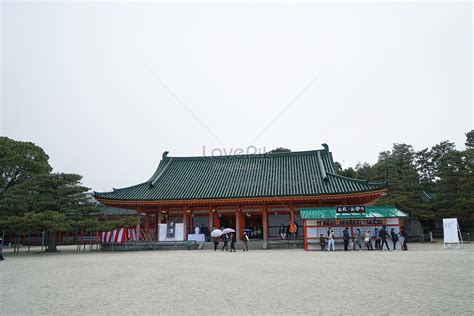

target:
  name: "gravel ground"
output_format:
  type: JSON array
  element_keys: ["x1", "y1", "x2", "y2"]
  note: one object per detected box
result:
[{"x1": 1, "y1": 243, "x2": 473, "y2": 315}]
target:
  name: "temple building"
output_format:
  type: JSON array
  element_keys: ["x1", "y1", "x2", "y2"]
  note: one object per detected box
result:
[{"x1": 94, "y1": 144, "x2": 389, "y2": 241}]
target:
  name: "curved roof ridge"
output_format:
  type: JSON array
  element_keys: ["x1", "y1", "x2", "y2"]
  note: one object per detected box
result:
[
  {"x1": 326, "y1": 172, "x2": 387, "y2": 186},
  {"x1": 150, "y1": 158, "x2": 173, "y2": 187},
  {"x1": 164, "y1": 149, "x2": 326, "y2": 161},
  {"x1": 93, "y1": 181, "x2": 147, "y2": 196}
]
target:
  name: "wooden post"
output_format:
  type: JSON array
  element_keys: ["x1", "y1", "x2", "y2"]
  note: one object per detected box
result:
[
  {"x1": 157, "y1": 208, "x2": 163, "y2": 241},
  {"x1": 183, "y1": 207, "x2": 188, "y2": 241},
  {"x1": 208, "y1": 207, "x2": 214, "y2": 230},
  {"x1": 189, "y1": 209, "x2": 194, "y2": 234},
  {"x1": 290, "y1": 205, "x2": 295, "y2": 223},
  {"x1": 263, "y1": 205, "x2": 268, "y2": 240},
  {"x1": 303, "y1": 219, "x2": 308, "y2": 250},
  {"x1": 235, "y1": 208, "x2": 241, "y2": 240},
  {"x1": 136, "y1": 211, "x2": 141, "y2": 241},
  {"x1": 145, "y1": 212, "x2": 150, "y2": 230}
]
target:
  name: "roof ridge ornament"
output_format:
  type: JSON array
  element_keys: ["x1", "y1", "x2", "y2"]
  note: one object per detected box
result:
[
  {"x1": 321, "y1": 143, "x2": 329, "y2": 151},
  {"x1": 162, "y1": 151, "x2": 169, "y2": 159}
]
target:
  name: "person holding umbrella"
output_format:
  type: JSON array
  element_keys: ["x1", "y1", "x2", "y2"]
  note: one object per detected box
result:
[
  {"x1": 213, "y1": 236, "x2": 220, "y2": 251},
  {"x1": 210, "y1": 229, "x2": 223, "y2": 251},
  {"x1": 222, "y1": 234, "x2": 229, "y2": 251}
]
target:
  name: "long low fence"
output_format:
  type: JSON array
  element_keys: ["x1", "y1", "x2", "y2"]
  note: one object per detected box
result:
[{"x1": 1, "y1": 227, "x2": 159, "y2": 248}]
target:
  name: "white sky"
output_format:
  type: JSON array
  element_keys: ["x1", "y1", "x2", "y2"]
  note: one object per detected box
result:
[{"x1": 1, "y1": 1, "x2": 472, "y2": 192}]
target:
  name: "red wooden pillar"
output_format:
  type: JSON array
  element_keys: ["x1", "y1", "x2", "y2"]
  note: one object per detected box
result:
[
  {"x1": 145, "y1": 212, "x2": 150, "y2": 229},
  {"x1": 290, "y1": 205, "x2": 295, "y2": 223},
  {"x1": 263, "y1": 205, "x2": 268, "y2": 240},
  {"x1": 235, "y1": 208, "x2": 241, "y2": 240},
  {"x1": 303, "y1": 219, "x2": 308, "y2": 250},
  {"x1": 189, "y1": 209, "x2": 194, "y2": 234},
  {"x1": 208, "y1": 207, "x2": 214, "y2": 230},
  {"x1": 183, "y1": 207, "x2": 188, "y2": 241},
  {"x1": 135, "y1": 210, "x2": 141, "y2": 240}
]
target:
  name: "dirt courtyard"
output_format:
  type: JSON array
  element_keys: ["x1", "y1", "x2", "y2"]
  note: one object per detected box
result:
[{"x1": 1, "y1": 243, "x2": 473, "y2": 315}]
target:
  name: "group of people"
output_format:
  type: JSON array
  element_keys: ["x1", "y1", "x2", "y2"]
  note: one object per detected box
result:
[
  {"x1": 193, "y1": 224, "x2": 211, "y2": 241},
  {"x1": 213, "y1": 231, "x2": 250, "y2": 252},
  {"x1": 278, "y1": 221, "x2": 298, "y2": 239},
  {"x1": 320, "y1": 226, "x2": 408, "y2": 252}
]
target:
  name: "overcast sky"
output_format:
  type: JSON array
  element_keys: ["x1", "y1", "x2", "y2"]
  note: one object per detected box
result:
[{"x1": 1, "y1": 1, "x2": 472, "y2": 192}]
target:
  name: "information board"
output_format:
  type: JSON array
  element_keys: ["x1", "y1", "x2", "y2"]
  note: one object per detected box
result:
[{"x1": 443, "y1": 218, "x2": 459, "y2": 244}]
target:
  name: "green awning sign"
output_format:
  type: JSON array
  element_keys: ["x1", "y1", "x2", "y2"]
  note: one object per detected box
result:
[
  {"x1": 336, "y1": 205, "x2": 365, "y2": 213},
  {"x1": 300, "y1": 206, "x2": 407, "y2": 220}
]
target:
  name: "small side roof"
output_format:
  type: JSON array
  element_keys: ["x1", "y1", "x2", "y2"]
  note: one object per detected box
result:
[{"x1": 300, "y1": 205, "x2": 408, "y2": 219}]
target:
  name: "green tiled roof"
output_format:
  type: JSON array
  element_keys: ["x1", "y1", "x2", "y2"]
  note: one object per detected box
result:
[
  {"x1": 94, "y1": 146, "x2": 386, "y2": 201},
  {"x1": 300, "y1": 206, "x2": 407, "y2": 219}
]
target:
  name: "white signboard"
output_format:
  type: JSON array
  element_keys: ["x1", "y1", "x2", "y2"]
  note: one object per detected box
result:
[
  {"x1": 158, "y1": 223, "x2": 184, "y2": 241},
  {"x1": 443, "y1": 218, "x2": 459, "y2": 243},
  {"x1": 187, "y1": 234, "x2": 206, "y2": 242}
]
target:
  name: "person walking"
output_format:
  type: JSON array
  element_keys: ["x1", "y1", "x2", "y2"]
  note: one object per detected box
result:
[
  {"x1": 326, "y1": 229, "x2": 335, "y2": 251},
  {"x1": 400, "y1": 226, "x2": 408, "y2": 251},
  {"x1": 374, "y1": 228, "x2": 381, "y2": 250},
  {"x1": 342, "y1": 227, "x2": 350, "y2": 251},
  {"x1": 213, "y1": 236, "x2": 219, "y2": 251},
  {"x1": 379, "y1": 226, "x2": 391, "y2": 251},
  {"x1": 355, "y1": 228, "x2": 363, "y2": 251},
  {"x1": 319, "y1": 234, "x2": 326, "y2": 251},
  {"x1": 390, "y1": 228, "x2": 399, "y2": 250},
  {"x1": 364, "y1": 229, "x2": 373, "y2": 250},
  {"x1": 279, "y1": 223, "x2": 286, "y2": 240},
  {"x1": 242, "y1": 232, "x2": 249, "y2": 251},
  {"x1": 221, "y1": 234, "x2": 229, "y2": 251},
  {"x1": 230, "y1": 233, "x2": 236, "y2": 252}
]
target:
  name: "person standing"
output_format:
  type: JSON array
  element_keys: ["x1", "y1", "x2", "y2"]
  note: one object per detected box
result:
[
  {"x1": 319, "y1": 234, "x2": 326, "y2": 251},
  {"x1": 342, "y1": 227, "x2": 350, "y2": 251},
  {"x1": 379, "y1": 226, "x2": 391, "y2": 251},
  {"x1": 242, "y1": 232, "x2": 249, "y2": 251},
  {"x1": 400, "y1": 226, "x2": 408, "y2": 251},
  {"x1": 390, "y1": 228, "x2": 399, "y2": 250},
  {"x1": 289, "y1": 222, "x2": 297, "y2": 240},
  {"x1": 279, "y1": 223, "x2": 286, "y2": 240},
  {"x1": 213, "y1": 236, "x2": 219, "y2": 251},
  {"x1": 374, "y1": 228, "x2": 381, "y2": 250},
  {"x1": 0, "y1": 235, "x2": 4, "y2": 261},
  {"x1": 327, "y1": 229, "x2": 335, "y2": 251},
  {"x1": 364, "y1": 229, "x2": 373, "y2": 250},
  {"x1": 221, "y1": 234, "x2": 229, "y2": 251},
  {"x1": 230, "y1": 233, "x2": 236, "y2": 252}
]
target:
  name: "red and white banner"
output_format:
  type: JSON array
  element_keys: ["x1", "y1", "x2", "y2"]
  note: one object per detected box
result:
[
  {"x1": 100, "y1": 227, "x2": 157, "y2": 243},
  {"x1": 100, "y1": 228, "x2": 128, "y2": 244}
]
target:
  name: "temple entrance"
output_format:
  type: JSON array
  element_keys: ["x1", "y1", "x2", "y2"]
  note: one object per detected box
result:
[{"x1": 244, "y1": 213, "x2": 263, "y2": 239}]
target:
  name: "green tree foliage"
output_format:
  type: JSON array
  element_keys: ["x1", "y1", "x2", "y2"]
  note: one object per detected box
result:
[
  {"x1": 0, "y1": 137, "x2": 136, "y2": 252},
  {"x1": 0, "y1": 173, "x2": 98, "y2": 251},
  {"x1": 370, "y1": 144, "x2": 424, "y2": 217},
  {"x1": 0, "y1": 137, "x2": 51, "y2": 194}
]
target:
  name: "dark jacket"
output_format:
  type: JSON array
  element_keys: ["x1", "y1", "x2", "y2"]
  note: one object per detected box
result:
[
  {"x1": 391, "y1": 231, "x2": 399, "y2": 241},
  {"x1": 343, "y1": 229, "x2": 350, "y2": 241}
]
